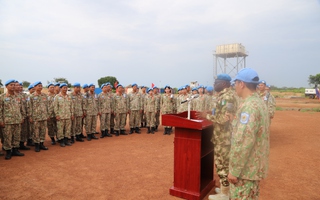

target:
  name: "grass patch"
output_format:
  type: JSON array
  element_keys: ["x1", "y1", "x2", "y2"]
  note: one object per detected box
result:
[
  {"x1": 300, "y1": 107, "x2": 320, "y2": 112},
  {"x1": 276, "y1": 107, "x2": 284, "y2": 111}
]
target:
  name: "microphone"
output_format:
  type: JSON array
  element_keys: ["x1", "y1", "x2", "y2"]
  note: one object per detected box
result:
[{"x1": 181, "y1": 94, "x2": 200, "y2": 104}]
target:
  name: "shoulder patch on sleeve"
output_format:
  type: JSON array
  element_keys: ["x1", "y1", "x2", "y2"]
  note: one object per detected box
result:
[{"x1": 240, "y1": 112, "x2": 250, "y2": 124}]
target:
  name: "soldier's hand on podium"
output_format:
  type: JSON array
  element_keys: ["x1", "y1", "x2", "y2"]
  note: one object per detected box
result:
[
  {"x1": 195, "y1": 111, "x2": 206, "y2": 119},
  {"x1": 228, "y1": 173, "x2": 238, "y2": 184}
]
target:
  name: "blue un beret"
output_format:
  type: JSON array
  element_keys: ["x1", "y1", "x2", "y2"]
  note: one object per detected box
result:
[
  {"x1": 28, "y1": 84, "x2": 34, "y2": 90},
  {"x1": 19, "y1": 82, "x2": 23, "y2": 86},
  {"x1": 100, "y1": 83, "x2": 105, "y2": 89},
  {"x1": 132, "y1": 83, "x2": 138, "y2": 87},
  {"x1": 88, "y1": 83, "x2": 95, "y2": 87},
  {"x1": 33, "y1": 81, "x2": 42, "y2": 87},
  {"x1": 47, "y1": 83, "x2": 54, "y2": 88},
  {"x1": 259, "y1": 80, "x2": 267, "y2": 85},
  {"x1": 147, "y1": 88, "x2": 153, "y2": 93},
  {"x1": 216, "y1": 74, "x2": 232, "y2": 82},
  {"x1": 73, "y1": 82, "x2": 81, "y2": 87},
  {"x1": 54, "y1": 83, "x2": 60, "y2": 86},
  {"x1": 164, "y1": 85, "x2": 171, "y2": 89},
  {"x1": 116, "y1": 84, "x2": 123, "y2": 88},
  {"x1": 59, "y1": 83, "x2": 67, "y2": 88},
  {"x1": 232, "y1": 68, "x2": 259, "y2": 84},
  {"x1": 5, "y1": 79, "x2": 16, "y2": 86},
  {"x1": 82, "y1": 84, "x2": 88, "y2": 88},
  {"x1": 206, "y1": 86, "x2": 213, "y2": 92}
]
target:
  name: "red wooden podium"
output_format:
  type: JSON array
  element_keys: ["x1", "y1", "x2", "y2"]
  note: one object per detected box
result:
[{"x1": 162, "y1": 111, "x2": 215, "y2": 200}]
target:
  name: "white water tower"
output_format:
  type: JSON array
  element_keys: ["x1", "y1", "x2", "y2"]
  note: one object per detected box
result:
[{"x1": 213, "y1": 43, "x2": 248, "y2": 79}]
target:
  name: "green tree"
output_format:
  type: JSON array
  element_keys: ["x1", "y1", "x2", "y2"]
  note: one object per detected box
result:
[
  {"x1": 0, "y1": 79, "x2": 2, "y2": 87},
  {"x1": 53, "y1": 77, "x2": 71, "y2": 87},
  {"x1": 22, "y1": 81, "x2": 30, "y2": 88},
  {"x1": 97, "y1": 76, "x2": 118, "y2": 88},
  {"x1": 308, "y1": 74, "x2": 320, "y2": 87}
]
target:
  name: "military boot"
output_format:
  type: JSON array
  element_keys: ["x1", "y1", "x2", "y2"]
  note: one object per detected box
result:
[
  {"x1": 120, "y1": 130, "x2": 128, "y2": 135},
  {"x1": 151, "y1": 127, "x2": 155, "y2": 134},
  {"x1": 12, "y1": 148, "x2": 24, "y2": 156},
  {"x1": 59, "y1": 139, "x2": 65, "y2": 147},
  {"x1": 163, "y1": 128, "x2": 168, "y2": 135},
  {"x1": 155, "y1": 125, "x2": 158, "y2": 132},
  {"x1": 115, "y1": 130, "x2": 119, "y2": 136},
  {"x1": 130, "y1": 128, "x2": 134, "y2": 134},
  {"x1": 87, "y1": 134, "x2": 92, "y2": 141},
  {"x1": 35, "y1": 143, "x2": 40, "y2": 152},
  {"x1": 135, "y1": 127, "x2": 141, "y2": 134},
  {"x1": 50, "y1": 137, "x2": 56, "y2": 145},
  {"x1": 91, "y1": 133, "x2": 99, "y2": 139},
  {"x1": 26, "y1": 138, "x2": 35, "y2": 146},
  {"x1": 105, "y1": 130, "x2": 113, "y2": 137},
  {"x1": 5, "y1": 150, "x2": 12, "y2": 160},
  {"x1": 19, "y1": 141, "x2": 30, "y2": 150},
  {"x1": 110, "y1": 128, "x2": 115, "y2": 134},
  {"x1": 147, "y1": 127, "x2": 151, "y2": 134},
  {"x1": 40, "y1": 142, "x2": 48, "y2": 150},
  {"x1": 76, "y1": 134, "x2": 84, "y2": 142},
  {"x1": 80, "y1": 133, "x2": 86, "y2": 138},
  {"x1": 70, "y1": 136, "x2": 75, "y2": 143},
  {"x1": 100, "y1": 130, "x2": 105, "y2": 138},
  {"x1": 64, "y1": 137, "x2": 72, "y2": 146}
]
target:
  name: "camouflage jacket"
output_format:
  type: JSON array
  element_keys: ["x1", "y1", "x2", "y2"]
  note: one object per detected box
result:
[
  {"x1": 176, "y1": 94, "x2": 191, "y2": 113},
  {"x1": 18, "y1": 92, "x2": 28, "y2": 118},
  {"x1": 47, "y1": 92, "x2": 56, "y2": 118},
  {"x1": 229, "y1": 93, "x2": 269, "y2": 180},
  {"x1": 154, "y1": 93, "x2": 161, "y2": 111},
  {"x1": 144, "y1": 94, "x2": 159, "y2": 112},
  {"x1": 0, "y1": 93, "x2": 23, "y2": 124},
  {"x1": 98, "y1": 92, "x2": 113, "y2": 114},
  {"x1": 53, "y1": 93, "x2": 73, "y2": 119},
  {"x1": 205, "y1": 94, "x2": 217, "y2": 114},
  {"x1": 259, "y1": 91, "x2": 276, "y2": 118},
  {"x1": 28, "y1": 92, "x2": 49, "y2": 121},
  {"x1": 83, "y1": 92, "x2": 99, "y2": 116},
  {"x1": 192, "y1": 94, "x2": 207, "y2": 112},
  {"x1": 206, "y1": 88, "x2": 238, "y2": 145},
  {"x1": 70, "y1": 92, "x2": 84, "y2": 117},
  {"x1": 113, "y1": 93, "x2": 129, "y2": 113},
  {"x1": 140, "y1": 93, "x2": 147, "y2": 110},
  {"x1": 160, "y1": 94, "x2": 176, "y2": 113},
  {"x1": 128, "y1": 91, "x2": 142, "y2": 111}
]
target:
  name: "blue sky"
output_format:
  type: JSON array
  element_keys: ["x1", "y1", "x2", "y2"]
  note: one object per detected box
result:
[{"x1": 0, "y1": 0, "x2": 319, "y2": 88}]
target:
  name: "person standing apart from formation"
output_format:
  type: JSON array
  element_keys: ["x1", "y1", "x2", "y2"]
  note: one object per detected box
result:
[
  {"x1": 160, "y1": 85, "x2": 175, "y2": 135},
  {"x1": 113, "y1": 84, "x2": 129, "y2": 136},
  {"x1": 83, "y1": 83, "x2": 99, "y2": 141},
  {"x1": 98, "y1": 83, "x2": 113, "y2": 138},
  {"x1": 206, "y1": 74, "x2": 238, "y2": 200},
  {"x1": 54, "y1": 83, "x2": 74, "y2": 147},
  {"x1": 228, "y1": 68, "x2": 269, "y2": 200},
  {"x1": 144, "y1": 88, "x2": 158, "y2": 134},
  {"x1": 0, "y1": 80, "x2": 25, "y2": 160},
  {"x1": 70, "y1": 83, "x2": 85, "y2": 143},
  {"x1": 128, "y1": 83, "x2": 142, "y2": 134}
]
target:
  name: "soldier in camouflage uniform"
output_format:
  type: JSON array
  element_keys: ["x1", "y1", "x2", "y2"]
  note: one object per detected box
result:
[
  {"x1": 54, "y1": 83, "x2": 60, "y2": 95},
  {"x1": 176, "y1": 86, "x2": 191, "y2": 113},
  {"x1": 192, "y1": 85, "x2": 207, "y2": 112},
  {"x1": 258, "y1": 80, "x2": 276, "y2": 125},
  {"x1": 14, "y1": 81, "x2": 30, "y2": 150},
  {"x1": 140, "y1": 86, "x2": 147, "y2": 128},
  {"x1": 205, "y1": 74, "x2": 238, "y2": 200},
  {"x1": 144, "y1": 88, "x2": 159, "y2": 134},
  {"x1": 153, "y1": 86, "x2": 161, "y2": 132},
  {"x1": 113, "y1": 84, "x2": 129, "y2": 136},
  {"x1": 26, "y1": 84, "x2": 35, "y2": 146},
  {"x1": 227, "y1": 68, "x2": 269, "y2": 200},
  {"x1": 47, "y1": 83, "x2": 58, "y2": 145},
  {"x1": 83, "y1": 83, "x2": 99, "y2": 141},
  {"x1": 205, "y1": 86, "x2": 217, "y2": 114},
  {"x1": 54, "y1": 83, "x2": 74, "y2": 147},
  {"x1": 0, "y1": 79, "x2": 25, "y2": 160},
  {"x1": 160, "y1": 85, "x2": 175, "y2": 135},
  {"x1": 128, "y1": 83, "x2": 142, "y2": 134},
  {"x1": 98, "y1": 83, "x2": 113, "y2": 138},
  {"x1": 28, "y1": 81, "x2": 49, "y2": 152},
  {"x1": 70, "y1": 83, "x2": 85, "y2": 143},
  {"x1": 80, "y1": 84, "x2": 89, "y2": 138}
]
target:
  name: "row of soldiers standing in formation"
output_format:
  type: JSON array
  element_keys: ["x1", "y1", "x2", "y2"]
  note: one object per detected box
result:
[{"x1": 0, "y1": 79, "x2": 218, "y2": 160}]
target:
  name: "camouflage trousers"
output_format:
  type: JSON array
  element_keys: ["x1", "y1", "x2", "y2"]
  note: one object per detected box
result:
[
  {"x1": 161, "y1": 111, "x2": 173, "y2": 128},
  {"x1": 71, "y1": 116, "x2": 82, "y2": 136},
  {"x1": 140, "y1": 110, "x2": 146, "y2": 124},
  {"x1": 146, "y1": 111, "x2": 156, "y2": 127},
  {"x1": 100, "y1": 113, "x2": 111, "y2": 131},
  {"x1": 230, "y1": 179, "x2": 260, "y2": 200},
  {"x1": 20, "y1": 118, "x2": 29, "y2": 142},
  {"x1": 47, "y1": 117, "x2": 57, "y2": 138},
  {"x1": 85, "y1": 115, "x2": 97, "y2": 134},
  {"x1": 155, "y1": 110, "x2": 160, "y2": 126},
  {"x1": 3, "y1": 124, "x2": 21, "y2": 150},
  {"x1": 129, "y1": 110, "x2": 140, "y2": 128},
  {"x1": 115, "y1": 113, "x2": 126, "y2": 131},
  {"x1": 57, "y1": 119, "x2": 71, "y2": 140},
  {"x1": 110, "y1": 114, "x2": 115, "y2": 129},
  {"x1": 32, "y1": 120, "x2": 47, "y2": 143},
  {"x1": 214, "y1": 143, "x2": 231, "y2": 187},
  {"x1": 29, "y1": 118, "x2": 34, "y2": 139}
]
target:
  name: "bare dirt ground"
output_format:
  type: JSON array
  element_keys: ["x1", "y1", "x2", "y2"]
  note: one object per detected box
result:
[{"x1": 0, "y1": 97, "x2": 319, "y2": 200}]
